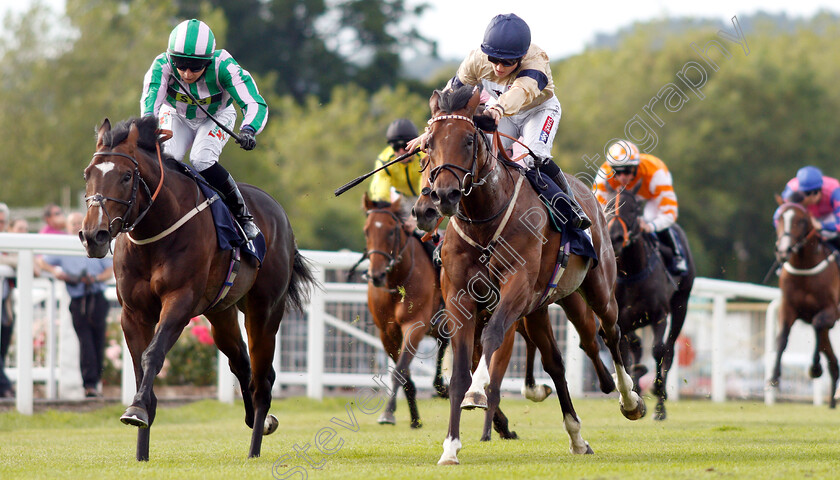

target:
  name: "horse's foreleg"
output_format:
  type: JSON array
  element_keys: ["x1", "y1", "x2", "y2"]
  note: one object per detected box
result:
[
  {"x1": 481, "y1": 322, "x2": 518, "y2": 441},
  {"x1": 770, "y1": 309, "x2": 795, "y2": 387},
  {"x1": 376, "y1": 328, "x2": 401, "y2": 426},
  {"x1": 437, "y1": 301, "x2": 475, "y2": 465},
  {"x1": 433, "y1": 334, "x2": 450, "y2": 398},
  {"x1": 120, "y1": 314, "x2": 156, "y2": 461},
  {"x1": 206, "y1": 308, "x2": 254, "y2": 428},
  {"x1": 244, "y1": 303, "x2": 284, "y2": 458},
  {"x1": 397, "y1": 321, "x2": 426, "y2": 429}
]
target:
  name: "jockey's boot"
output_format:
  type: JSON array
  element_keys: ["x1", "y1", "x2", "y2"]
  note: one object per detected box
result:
[
  {"x1": 659, "y1": 227, "x2": 687, "y2": 274},
  {"x1": 199, "y1": 163, "x2": 261, "y2": 241},
  {"x1": 540, "y1": 159, "x2": 591, "y2": 230}
]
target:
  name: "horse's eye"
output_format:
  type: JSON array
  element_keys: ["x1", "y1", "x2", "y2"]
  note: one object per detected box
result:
[
  {"x1": 122, "y1": 172, "x2": 132, "y2": 183},
  {"x1": 465, "y1": 136, "x2": 474, "y2": 147}
]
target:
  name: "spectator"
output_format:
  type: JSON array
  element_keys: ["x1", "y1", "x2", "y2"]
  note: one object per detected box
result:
[
  {"x1": 38, "y1": 213, "x2": 113, "y2": 398},
  {"x1": 9, "y1": 218, "x2": 29, "y2": 233},
  {"x1": 0, "y1": 203, "x2": 14, "y2": 397},
  {"x1": 39, "y1": 204, "x2": 66, "y2": 234}
]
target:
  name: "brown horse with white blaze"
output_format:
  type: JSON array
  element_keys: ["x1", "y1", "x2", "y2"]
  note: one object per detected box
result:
[
  {"x1": 80, "y1": 117, "x2": 316, "y2": 460},
  {"x1": 413, "y1": 85, "x2": 644, "y2": 465},
  {"x1": 772, "y1": 196, "x2": 840, "y2": 407}
]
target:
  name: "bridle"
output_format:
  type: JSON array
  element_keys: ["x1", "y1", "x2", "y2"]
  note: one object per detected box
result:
[
  {"x1": 607, "y1": 192, "x2": 643, "y2": 250},
  {"x1": 84, "y1": 138, "x2": 166, "y2": 239},
  {"x1": 776, "y1": 202, "x2": 819, "y2": 259},
  {"x1": 364, "y1": 208, "x2": 416, "y2": 285},
  {"x1": 424, "y1": 114, "x2": 493, "y2": 198}
]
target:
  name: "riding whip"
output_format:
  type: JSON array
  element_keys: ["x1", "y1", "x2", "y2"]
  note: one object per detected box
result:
[
  {"x1": 170, "y1": 75, "x2": 242, "y2": 144},
  {"x1": 334, "y1": 148, "x2": 420, "y2": 196}
]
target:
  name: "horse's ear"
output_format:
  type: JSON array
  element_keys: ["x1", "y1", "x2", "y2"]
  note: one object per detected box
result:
[
  {"x1": 126, "y1": 123, "x2": 140, "y2": 151},
  {"x1": 430, "y1": 90, "x2": 442, "y2": 117},
  {"x1": 96, "y1": 118, "x2": 111, "y2": 148},
  {"x1": 362, "y1": 191, "x2": 374, "y2": 211},
  {"x1": 391, "y1": 195, "x2": 401, "y2": 212},
  {"x1": 775, "y1": 193, "x2": 784, "y2": 206},
  {"x1": 466, "y1": 86, "x2": 481, "y2": 114}
]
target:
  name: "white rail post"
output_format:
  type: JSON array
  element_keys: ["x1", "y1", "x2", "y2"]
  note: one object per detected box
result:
[
  {"x1": 307, "y1": 264, "x2": 326, "y2": 400},
  {"x1": 15, "y1": 250, "x2": 34, "y2": 415},
  {"x1": 711, "y1": 294, "x2": 726, "y2": 403},
  {"x1": 45, "y1": 280, "x2": 57, "y2": 399},
  {"x1": 764, "y1": 298, "x2": 779, "y2": 405},
  {"x1": 564, "y1": 315, "x2": 583, "y2": 398}
]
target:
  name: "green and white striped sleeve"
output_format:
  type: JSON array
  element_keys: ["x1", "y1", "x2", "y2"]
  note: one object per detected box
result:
[
  {"x1": 140, "y1": 54, "x2": 171, "y2": 117},
  {"x1": 217, "y1": 50, "x2": 268, "y2": 134}
]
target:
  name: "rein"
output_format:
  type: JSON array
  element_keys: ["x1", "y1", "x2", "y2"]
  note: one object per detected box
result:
[{"x1": 777, "y1": 203, "x2": 834, "y2": 275}]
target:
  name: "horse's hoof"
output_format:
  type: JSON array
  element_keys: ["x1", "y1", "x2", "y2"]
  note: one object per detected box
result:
[
  {"x1": 263, "y1": 414, "x2": 279, "y2": 435},
  {"x1": 523, "y1": 384, "x2": 553, "y2": 402},
  {"x1": 620, "y1": 392, "x2": 647, "y2": 420},
  {"x1": 437, "y1": 456, "x2": 459, "y2": 465},
  {"x1": 120, "y1": 406, "x2": 149, "y2": 428},
  {"x1": 434, "y1": 386, "x2": 450, "y2": 399},
  {"x1": 767, "y1": 378, "x2": 780, "y2": 388},
  {"x1": 810, "y1": 364, "x2": 823, "y2": 378},
  {"x1": 570, "y1": 441, "x2": 594, "y2": 455},
  {"x1": 501, "y1": 430, "x2": 518, "y2": 440},
  {"x1": 410, "y1": 419, "x2": 423, "y2": 429},
  {"x1": 460, "y1": 391, "x2": 488, "y2": 410},
  {"x1": 377, "y1": 412, "x2": 396, "y2": 425}
]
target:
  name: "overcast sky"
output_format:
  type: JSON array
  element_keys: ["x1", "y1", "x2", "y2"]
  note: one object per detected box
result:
[{"x1": 4, "y1": 0, "x2": 838, "y2": 60}]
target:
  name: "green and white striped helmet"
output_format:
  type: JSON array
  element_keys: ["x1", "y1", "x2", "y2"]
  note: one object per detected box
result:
[{"x1": 167, "y1": 19, "x2": 215, "y2": 59}]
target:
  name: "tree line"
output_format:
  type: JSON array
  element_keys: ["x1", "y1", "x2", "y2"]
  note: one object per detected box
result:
[{"x1": 2, "y1": 1, "x2": 840, "y2": 282}]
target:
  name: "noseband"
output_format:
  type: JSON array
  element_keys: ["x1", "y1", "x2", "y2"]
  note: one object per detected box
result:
[
  {"x1": 84, "y1": 150, "x2": 155, "y2": 237},
  {"x1": 364, "y1": 209, "x2": 414, "y2": 282},
  {"x1": 776, "y1": 203, "x2": 818, "y2": 258}
]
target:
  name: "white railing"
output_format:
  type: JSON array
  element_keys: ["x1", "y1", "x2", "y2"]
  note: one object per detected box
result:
[{"x1": 2, "y1": 233, "x2": 837, "y2": 415}]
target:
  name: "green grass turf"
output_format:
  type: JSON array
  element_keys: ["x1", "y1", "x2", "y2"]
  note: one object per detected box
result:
[{"x1": 1, "y1": 395, "x2": 839, "y2": 479}]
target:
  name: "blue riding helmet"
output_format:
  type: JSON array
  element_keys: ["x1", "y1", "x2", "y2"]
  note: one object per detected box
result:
[
  {"x1": 797, "y1": 166, "x2": 823, "y2": 192},
  {"x1": 480, "y1": 13, "x2": 531, "y2": 59}
]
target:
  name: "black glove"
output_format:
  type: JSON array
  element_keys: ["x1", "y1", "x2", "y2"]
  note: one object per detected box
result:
[{"x1": 238, "y1": 125, "x2": 257, "y2": 150}]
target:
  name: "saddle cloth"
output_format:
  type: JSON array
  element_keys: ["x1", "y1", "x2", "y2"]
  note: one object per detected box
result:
[
  {"x1": 177, "y1": 161, "x2": 266, "y2": 265},
  {"x1": 523, "y1": 168, "x2": 598, "y2": 266}
]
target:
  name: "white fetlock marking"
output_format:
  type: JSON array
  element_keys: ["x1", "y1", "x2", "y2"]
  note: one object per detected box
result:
[
  {"x1": 835, "y1": 384, "x2": 840, "y2": 401},
  {"x1": 466, "y1": 356, "x2": 490, "y2": 396},
  {"x1": 522, "y1": 384, "x2": 550, "y2": 402},
  {"x1": 438, "y1": 436, "x2": 462, "y2": 465},
  {"x1": 613, "y1": 363, "x2": 638, "y2": 410},
  {"x1": 563, "y1": 413, "x2": 589, "y2": 454}
]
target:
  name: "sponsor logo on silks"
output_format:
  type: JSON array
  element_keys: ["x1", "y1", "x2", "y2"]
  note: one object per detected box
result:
[
  {"x1": 174, "y1": 91, "x2": 213, "y2": 106},
  {"x1": 493, "y1": 89, "x2": 503, "y2": 96},
  {"x1": 158, "y1": 110, "x2": 173, "y2": 130},
  {"x1": 539, "y1": 116, "x2": 554, "y2": 144},
  {"x1": 208, "y1": 126, "x2": 227, "y2": 141}
]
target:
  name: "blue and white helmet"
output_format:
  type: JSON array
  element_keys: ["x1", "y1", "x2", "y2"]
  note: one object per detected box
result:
[{"x1": 480, "y1": 14, "x2": 531, "y2": 59}]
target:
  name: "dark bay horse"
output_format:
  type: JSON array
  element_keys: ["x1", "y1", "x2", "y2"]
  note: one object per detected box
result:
[
  {"x1": 606, "y1": 188, "x2": 695, "y2": 420},
  {"x1": 772, "y1": 197, "x2": 840, "y2": 407},
  {"x1": 413, "y1": 86, "x2": 645, "y2": 465},
  {"x1": 79, "y1": 117, "x2": 316, "y2": 460},
  {"x1": 361, "y1": 193, "x2": 547, "y2": 439}
]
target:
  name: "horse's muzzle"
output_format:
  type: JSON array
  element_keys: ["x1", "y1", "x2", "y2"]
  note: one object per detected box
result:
[
  {"x1": 80, "y1": 229, "x2": 111, "y2": 258},
  {"x1": 430, "y1": 187, "x2": 461, "y2": 217}
]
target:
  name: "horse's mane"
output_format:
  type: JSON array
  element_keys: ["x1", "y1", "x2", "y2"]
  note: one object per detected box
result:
[
  {"x1": 436, "y1": 85, "x2": 478, "y2": 114},
  {"x1": 97, "y1": 116, "x2": 180, "y2": 169},
  {"x1": 787, "y1": 191, "x2": 806, "y2": 204}
]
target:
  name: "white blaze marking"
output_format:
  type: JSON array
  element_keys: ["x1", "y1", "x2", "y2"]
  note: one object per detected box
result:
[{"x1": 95, "y1": 162, "x2": 116, "y2": 175}]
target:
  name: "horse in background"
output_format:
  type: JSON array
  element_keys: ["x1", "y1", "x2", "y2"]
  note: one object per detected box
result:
[
  {"x1": 80, "y1": 117, "x2": 316, "y2": 460},
  {"x1": 772, "y1": 194, "x2": 840, "y2": 408},
  {"x1": 605, "y1": 188, "x2": 695, "y2": 420},
  {"x1": 413, "y1": 85, "x2": 645, "y2": 465}
]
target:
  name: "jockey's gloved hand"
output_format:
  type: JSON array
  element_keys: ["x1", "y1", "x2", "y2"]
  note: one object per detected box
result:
[{"x1": 238, "y1": 125, "x2": 257, "y2": 150}]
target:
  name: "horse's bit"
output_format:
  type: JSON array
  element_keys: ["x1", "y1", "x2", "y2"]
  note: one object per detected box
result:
[{"x1": 364, "y1": 209, "x2": 415, "y2": 284}]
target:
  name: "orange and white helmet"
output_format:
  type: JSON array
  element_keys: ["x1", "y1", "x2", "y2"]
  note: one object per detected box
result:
[{"x1": 606, "y1": 140, "x2": 640, "y2": 168}]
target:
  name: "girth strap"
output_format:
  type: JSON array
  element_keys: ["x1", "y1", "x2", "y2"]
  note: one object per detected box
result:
[{"x1": 207, "y1": 247, "x2": 241, "y2": 310}]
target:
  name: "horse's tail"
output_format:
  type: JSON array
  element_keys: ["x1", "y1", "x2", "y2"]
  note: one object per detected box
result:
[{"x1": 285, "y1": 249, "x2": 319, "y2": 314}]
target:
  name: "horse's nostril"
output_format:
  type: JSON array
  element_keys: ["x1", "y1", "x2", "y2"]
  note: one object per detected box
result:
[
  {"x1": 446, "y1": 189, "x2": 461, "y2": 204},
  {"x1": 430, "y1": 190, "x2": 440, "y2": 204},
  {"x1": 94, "y1": 230, "x2": 110, "y2": 245}
]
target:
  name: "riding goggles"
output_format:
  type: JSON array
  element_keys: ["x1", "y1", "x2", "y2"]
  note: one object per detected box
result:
[
  {"x1": 170, "y1": 55, "x2": 211, "y2": 72},
  {"x1": 613, "y1": 166, "x2": 638, "y2": 176},
  {"x1": 487, "y1": 56, "x2": 520, "y2": 67},
  {"x1": 389, "y1": 141, "x2": 408, "y2": 151}
]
